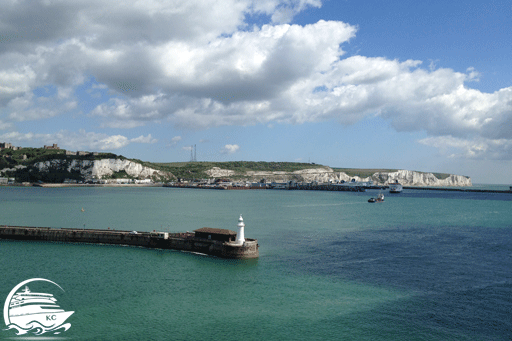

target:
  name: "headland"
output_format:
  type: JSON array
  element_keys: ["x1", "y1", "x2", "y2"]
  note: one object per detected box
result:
[{"x1": 1, "y1": 144, "x2": 474, "y2": 187}]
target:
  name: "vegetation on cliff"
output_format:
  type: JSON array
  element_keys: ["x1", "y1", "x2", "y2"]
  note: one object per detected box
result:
[
  {"x1": 0, "y1": 147, "x2": 459, "y2": 184},
  {"x1": 0, "y1": 148, "x2": 126, "y2": 183},
  {"x1": 0, "y1": 148, "x2": 119, "y2": 167},
  {"x1": 151, "y1": 161, "x2": 325, "y2": 180},
  {"x1": 332, "y1": 168, "x2": 398, "y2": 178}
]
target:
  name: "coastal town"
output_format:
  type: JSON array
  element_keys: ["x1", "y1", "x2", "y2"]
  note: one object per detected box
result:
[
  {"x1": 0, "y1": 141, "x2": 480, "y2": 188},
  {"x1": 2, "y1": 141, "x2": 510, "y2": 193}
]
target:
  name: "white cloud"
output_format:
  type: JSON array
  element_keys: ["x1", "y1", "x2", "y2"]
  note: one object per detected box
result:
[
  {"x1": 85, "y1": 20, "x2": 357, "y2": 129},
  {"x1": 0, "y1": 131, "x2": 47, "y2": 143},
  {"x1": 51, "y1": 130, "x2": 130, "y2": 151},
  {"x1": 221, "y1": 144, "x2": 240, "y2": 154},
  {"x1": 0, "y1": 66, "x2": 36, "y2": 101},
  {"x1": 81, "y1": 31, "x2": 512, "y2": 142},
  {"x1": 270, "y1": 0, "x2": 322, "y2": 23},
  {"x1": 418, "y1": 136, "x2": 512, "y2": 160},
  {"x1": 91, "y1": 94, "x2": 169, "y2": 128},
  {"x1": 93, "y1": 135, "x2": 129, "y2": 150},
  {"x1": 91, "y1": 83, "x2": 108, "y2": 90},
  {"x1": 0, "y1": 120, "x2": 13, "y2": 130},
  {"x1": 0, "y1": 130, "x2": 156, "y2": 151},
  {"x1": 0, "y1": 0, "x2": 512, "y2": 161},
  {"x1": 130, "y1": 134, "x2": 157, "y2": 144},
  {"x1": 169, "y1": 136, "x2": 182, "y2": 146},
  {"x1": 5, "y1": 90, "x2": 78, "y2": 122}
]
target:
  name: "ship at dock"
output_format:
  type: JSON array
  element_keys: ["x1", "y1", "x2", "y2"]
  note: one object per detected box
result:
[
  {"x1": 389, "y1": 180, "x2": 403, "y2": 193},
  {"x1": 0, "y1": 215, "x2": 258, "y2": 259}
]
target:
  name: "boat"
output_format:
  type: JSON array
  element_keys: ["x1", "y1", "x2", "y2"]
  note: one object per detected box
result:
[
  {"x1": 8, "y1": 286, "x2": 74, "y2": 329},
  {"x1": 389, "y1": 180, "x2": 403, "y2": 193},
  {"x1": 368, "y1": 193, "x2": 384, "y2": 203}
]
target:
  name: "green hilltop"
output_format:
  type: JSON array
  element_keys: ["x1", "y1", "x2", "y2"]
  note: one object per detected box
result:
[
  {"x1": 149, "y1": 161, "x2": 327, "y2": 180},
  {"x1": 145, "y1": 162, "x2": 453, "y2": 181},
  {"x1": 0, "y1": 147, "x2": 454, "y2": 182},
  {"x1": 0, "y1": 147, "x2": 121, "y2": 182},
  {"x1": 0, "y1": 147, "x2": 119, "y2": 168}
]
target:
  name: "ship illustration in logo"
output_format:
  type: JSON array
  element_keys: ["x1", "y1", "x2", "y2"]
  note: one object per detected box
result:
[{"x1": 3, "y1": 278, "x2": 74, "y2": 335}]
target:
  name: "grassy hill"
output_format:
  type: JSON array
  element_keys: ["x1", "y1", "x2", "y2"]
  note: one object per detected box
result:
[
  {"x1": 1, "y1": 148, "x2": 327, "y2": 182},
  {"x1": 0, "y1": 147, "x2": 119, "y2": 167},
  {"x1": 0, "y1": 148, "x2": 122, "y2": 182},
  {"x1": 149, "y1": 161, "x2": 327, "y2": 180},
  {"x1": 0, "y1": 147, "x2": 454, "y2": 182},
  {"x1": 145, "y1": 162, "x2": 455, "y2": 181},
  {"x1": 332, "y1": 168, "x2": 399, "y2": 178}
]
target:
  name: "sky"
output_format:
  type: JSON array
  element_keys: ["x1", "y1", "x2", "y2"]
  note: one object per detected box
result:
[{"x1": 0, "y1": 0, "x2": 511, "y2": 184}]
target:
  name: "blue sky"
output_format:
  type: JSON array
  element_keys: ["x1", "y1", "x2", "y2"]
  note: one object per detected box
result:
[{"x1": 0, "y1": 0, "x2": 511, "y2": 183}]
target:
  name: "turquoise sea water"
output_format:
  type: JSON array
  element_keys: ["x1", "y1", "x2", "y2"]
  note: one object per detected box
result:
[{"x1": 1, "y1": 186, "x2": 511, "y2": 340}]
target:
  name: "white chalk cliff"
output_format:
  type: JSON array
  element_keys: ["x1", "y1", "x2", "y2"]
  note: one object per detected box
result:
[
  {"x1": 205, "y1": 167, "x2": 235, "y2": 177},
  {"x1": 206, "y1": 167, "x2": 472, "y2": 187},
  {"x1": 34, "y1": 159, "x2": 173, "y2": 180},
  {"x1": 370, "y1": 170, "x2": 471, "y2": 187}
]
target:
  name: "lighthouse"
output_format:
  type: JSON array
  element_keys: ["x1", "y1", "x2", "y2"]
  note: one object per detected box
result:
[{"x1": 235, "y1": 215, "x2": 245, "y2": 245}]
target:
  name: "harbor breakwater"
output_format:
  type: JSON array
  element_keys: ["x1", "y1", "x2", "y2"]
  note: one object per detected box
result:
[
  {"x1": 294, "y1": 184, "x2": 512, "y2": 193},
  {"x1": 165, "y1": 183, "x2": 512, "y2": 194},
  {"x1": 0, "y1": 226, "x2": 259, "y2": 259}
]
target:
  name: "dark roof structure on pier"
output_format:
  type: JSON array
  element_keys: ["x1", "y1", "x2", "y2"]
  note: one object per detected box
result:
[{"x1": 194, "y1": 227, "x2": 237, "y2": 242}]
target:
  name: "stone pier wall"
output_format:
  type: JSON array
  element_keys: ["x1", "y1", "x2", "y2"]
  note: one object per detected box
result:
[{"x1": 0, "y1": 226, "x2": 259, "y2": 259}]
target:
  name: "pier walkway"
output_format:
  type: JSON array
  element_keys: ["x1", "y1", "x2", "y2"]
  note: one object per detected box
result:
[{"x1": 0, "y1": 225, "x2": 259, "y2": 259}]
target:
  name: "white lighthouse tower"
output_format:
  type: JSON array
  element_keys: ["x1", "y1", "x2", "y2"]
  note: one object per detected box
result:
[{"x1": 235, "y1": 215, "x2": 245, "y2": 245}]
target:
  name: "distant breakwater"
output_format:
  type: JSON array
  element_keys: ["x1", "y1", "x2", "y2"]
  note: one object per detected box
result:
[
  {"x1": 293, "y1": 184, "x2": 511, "y2": 193},
  {"x1": 164, "y1": 183, "x2": 512, "y2": 194},
  {"x1": 402, "y1": 186, "x2": 512, "y2": 194},
  {"x1": 164, "y1": 183, "x2": 367, "y2": 191}
]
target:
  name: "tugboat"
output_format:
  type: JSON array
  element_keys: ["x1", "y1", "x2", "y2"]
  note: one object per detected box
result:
[
  {"x1": 389, "y1": 180, "x2": 403, "y2": 193},
  {"x1": 368, "y1": 193, "x2": 384, "y2": 203}
]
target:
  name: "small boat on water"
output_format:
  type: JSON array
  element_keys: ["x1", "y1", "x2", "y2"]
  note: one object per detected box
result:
[
  {"x1": 368, "y1": 193, "x2": 384, "y2": 203},
  {"x1": 389, "y1": 180, "x2": 403, "y2": 193}
]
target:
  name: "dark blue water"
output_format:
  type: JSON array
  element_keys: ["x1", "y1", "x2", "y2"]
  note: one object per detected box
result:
[{"x1": 284, "y1": 225, "x2": 512, "y2": 340}]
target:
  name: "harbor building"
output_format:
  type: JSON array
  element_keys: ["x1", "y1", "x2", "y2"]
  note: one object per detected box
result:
[{"x1": 194, "y1": 227, "x2": 237, "y2": 242}]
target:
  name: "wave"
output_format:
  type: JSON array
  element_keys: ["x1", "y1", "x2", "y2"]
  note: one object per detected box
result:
[{"x1": 3, "y1": 322, "x2": 71, "y2": 336}]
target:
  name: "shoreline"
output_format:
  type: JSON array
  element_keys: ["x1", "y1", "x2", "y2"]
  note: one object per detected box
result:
[
  {"x1": 1, "y1": 183, "x2": 510, "y2": 193},
  {"x1": 34, "y1": 183, "x2": 164, "y2": 188}
]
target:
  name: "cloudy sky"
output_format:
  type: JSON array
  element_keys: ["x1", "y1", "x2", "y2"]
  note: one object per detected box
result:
[{"x1": 1, "y1": 0, "x2": 511, "y2": 183}]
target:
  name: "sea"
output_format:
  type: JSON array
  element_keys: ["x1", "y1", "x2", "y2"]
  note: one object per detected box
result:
[{"x1": 0, "y1": 185, "x2": 511, "y2": 340}]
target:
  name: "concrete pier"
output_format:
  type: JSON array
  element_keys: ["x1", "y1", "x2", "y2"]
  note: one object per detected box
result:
[
  {"x1": 165, "y1": 182, "x2": 511, "y2": 194},
  {"x1": 401, "y1": 186, "x2": 512, "y2": 194},
  {"x1": 0, "y1": 225, "x2": 259, "y2": 259}
]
